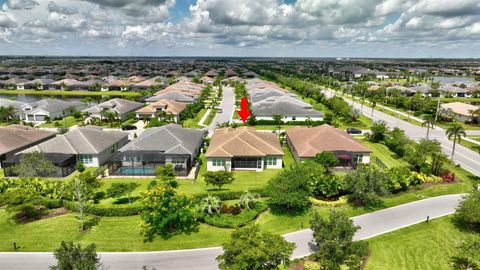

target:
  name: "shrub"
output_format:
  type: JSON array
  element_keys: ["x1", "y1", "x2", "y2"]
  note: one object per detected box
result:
[
  {"x1": 64, "y1": 201, "x2": 143, "y2": 216},
  {"x1": 303, "y1": 261, "x2": 321, "y2": 270},
  {"x1": 239, "y1": 192, "x2": 259, "y2": 210},
  {"x1": 384, "y1": 167, "x2": 411, "y2": 193},
  {"x1": 42, "y1": 198, "x2": 63, "y2": 209},
  {"x1": 309, "y1": 196, "x2": 347, "y2": 207},
  {"x1": 441, "y1": 171, "x2": 456, "y2": 182},
  {"x1": 220, "y1": 204, "x2": 242, "y2": 215},
  {"x1": 75, "y1": 162, "x2": 86, "y2": 173},
  {"x1": 454, "y1": 190, "x2": 480, "y2": 230},
  {"x1": 198, "y1": 203, "x2": 268, "y2": 228}
]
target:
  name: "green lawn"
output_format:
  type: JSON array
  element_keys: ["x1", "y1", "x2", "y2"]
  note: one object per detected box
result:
[
  {"x1": 0, "y1": 89, "x2": 141, "y2": 97},
  {"x1": 203, "y1": 108, "x2": 217, "y2": 126},
  {"x1": 282, "y1": 145, "x2": 296, "y2": 168},
  {"x1": 366, "y1": 216, "x2": 475, "y2": 270},
  {"x1": 359, "y1": 140, "x2": 409, "y2": 168},
  {"x1": 182, "y1": 108, "x2": 207, "y2": 129},
  {"x1": 38, "y1": 116, "x2": 79, "y2": 128},
  {"x1": 439, "y1": 121, "x2": 480, "y2": 131}
]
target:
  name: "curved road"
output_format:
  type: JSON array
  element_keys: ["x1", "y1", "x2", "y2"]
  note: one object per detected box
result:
[{"x1": 0, "y1": 194, "x2": 463, "y2": 270}]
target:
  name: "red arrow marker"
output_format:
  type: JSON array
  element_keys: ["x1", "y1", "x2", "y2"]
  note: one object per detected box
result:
[{"x1": 237, "y1": 97, "x2": 250, "y2": 123}]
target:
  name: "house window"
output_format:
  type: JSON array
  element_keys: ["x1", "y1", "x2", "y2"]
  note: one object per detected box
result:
[
  {"x1": 212, "y1": 159, "x2": 225, "y2": 167},
  {"x1": 80, "y1": 154, "x2": 93, "y2": 165},
  {"x1": 356, "y1": 154, "x2": 364, "y2": 163},
  {"x1": 265, "y1": 156, "x2": 277, "y2": 166}
]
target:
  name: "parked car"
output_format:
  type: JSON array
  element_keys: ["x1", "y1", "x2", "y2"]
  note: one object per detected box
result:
[
  {"x1": 122, "y1": 125, "x2": 137, "y2": 131},
  {"x1": 346, "y1": 128, "x2": 362, "y2": 134},
  {"x1": 217, "y1": 108, "x2": 223, "y2": 113}
]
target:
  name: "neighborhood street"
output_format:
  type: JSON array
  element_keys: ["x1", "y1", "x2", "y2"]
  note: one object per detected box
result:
[
  {"x1": 323, "y1": 91, "x2": 480, "y2": 176},
  {"x1": 206, "y1": 86, "x2": 235, "y2": 136},
  {"x1": 0, "y1": 194, "x2": 463, "y2": 270}
]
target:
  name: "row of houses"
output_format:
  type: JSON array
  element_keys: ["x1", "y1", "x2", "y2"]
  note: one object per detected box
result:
[
  {"x1": 0, "y1": 76, "x2": 165, "y2": 92},
  {"x1": 367, "y1": 81, "x2": 480, "y2": 98},
  {"x1": 0, "y1": 123, "x2": 371, "y2": 178},
  {"x1": 246, "y1": 79, "x2": 324, "y2": 121}
]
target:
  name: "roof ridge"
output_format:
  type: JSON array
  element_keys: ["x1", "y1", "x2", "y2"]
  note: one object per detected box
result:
[{"x1": 75, "y1": 128, "x2": 98, "y2": 154}]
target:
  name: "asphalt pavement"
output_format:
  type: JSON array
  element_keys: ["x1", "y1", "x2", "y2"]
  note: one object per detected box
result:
[{"x1": 0, "y1": 194, "x2": 463, "y2": 270}]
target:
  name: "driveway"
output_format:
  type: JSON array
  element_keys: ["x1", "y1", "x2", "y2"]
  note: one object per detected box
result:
[
  {"x1": 0, "y1": 194, "x2": 463, "y2": 270},
  {"x1": 205, "y1": 86, "x2": 235, "y2": 137}
]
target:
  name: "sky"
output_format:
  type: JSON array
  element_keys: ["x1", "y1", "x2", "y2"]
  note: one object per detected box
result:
[{"x1": 0, "y1": 0, "x2": 479, "y2": 58}]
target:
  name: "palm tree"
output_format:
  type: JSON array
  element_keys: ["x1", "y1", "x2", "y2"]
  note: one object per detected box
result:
[
  {"x1": 0, "y1": 106, "x2": 15, "y2": 122},
  {"x1": 446, "y1": 124, "x2": 466, "y2": 160},
  {"x1": 422, "y1": 115, "x2": 436, "y2": 139}
]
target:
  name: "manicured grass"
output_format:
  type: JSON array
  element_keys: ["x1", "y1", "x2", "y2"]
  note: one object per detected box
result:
[
  {"x1": 182, "y1": 108, "x2": 207, "y2": 129},
  {"x1": 0, "y1": 210, "x2": 230, "y2": 252},
  {"x1": 359, "y1": 140, "x2": 409, "y2": 168},
  {"x1": 38, "y1": 116, "x2": 79, "y2": 128},
  {"x1": 439, "y1": 121, "x2": 480, "y2": 131},
  {"x1": 203, "y1": 108, "x2": 217, "y2": 126},
  {"x1": 282, "y1": 145, "x2": 296, "y2": 168},
  {"x1": 0, "y1": 89, "x2": 141, "y2": 97},
  {"x1": 365, "y1": 216, "x2": 475, "y2": 270}
]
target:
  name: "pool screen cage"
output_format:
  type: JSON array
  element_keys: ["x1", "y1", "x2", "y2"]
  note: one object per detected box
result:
[{"x1": 108, "y1": 150, "x2": 192, "y2": 177}]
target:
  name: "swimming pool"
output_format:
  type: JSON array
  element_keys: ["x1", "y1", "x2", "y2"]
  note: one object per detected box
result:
[{"x1": 118, "y1": 167, "x2": 155, "y2": 175}]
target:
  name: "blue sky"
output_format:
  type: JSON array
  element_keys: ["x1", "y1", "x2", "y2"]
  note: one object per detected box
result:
[{"x1": 0, "y1": 0, "x2": 480, "y2": 57}]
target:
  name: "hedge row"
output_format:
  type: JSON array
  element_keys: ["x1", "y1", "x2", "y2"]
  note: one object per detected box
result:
[{"x1": 64, "y1": 201, "x2": 143, "y2": 217}]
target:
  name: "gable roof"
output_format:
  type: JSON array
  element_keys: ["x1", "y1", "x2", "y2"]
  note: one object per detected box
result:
[
  {"x1": 136, "y1": 99, "x2": 187, "y2": 115},
  {"x1": 83, "y1": 98, "x2": 143, "y2": 115},
  {"x1": 28, "y1": 98, "x2": 83, "y2": 113},
  {"x1": 24, "y1": 126, "x2": 128, "y2": 155},
  {"x1": 252, "y1": 101, "x2": 323, "y2": 117},
  {"x1": 0, "y1": 125, "x2": 56, "y2": 156},
  {"x1": 119, "y1": 124, "x2": 204, "y2": 155},
  {"x1": 0, "y1": 98, "x2": 27, "y2": 110},
  {"x1": 206, "y1": 127, "x2": 283, "y2": 158},
  {"x1": 145, "y1": 92, "x2": 196, "y2": 103},
  {"x1": 286, "y1": 125, "x2": 370, "y2": 158}
]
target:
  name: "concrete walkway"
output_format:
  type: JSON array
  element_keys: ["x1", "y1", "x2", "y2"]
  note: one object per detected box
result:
[{"x1": 0, "y1": 194, "x2": 464, "y2": 270}]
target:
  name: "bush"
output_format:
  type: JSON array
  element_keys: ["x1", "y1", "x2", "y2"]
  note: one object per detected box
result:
[
  {"x1": 92, "y1": 191, "x2": 106, "y2": 204},
  {"x1": 309, "y1": 196, "x2": 347, "y2": 207},
  {"x1": 75, "y1": 162, "x2": 86, "y2": 173},
  {"x1": 220, "y1": 204, "x2": 242, "y2": 215},
  {"x1": 198, "y1": 203, "x2": 268, "y2": 228},
  {"x1": 441, "y1": 171, "x2": 456, "y2": 182},
  {"x1": 384, "y1": 167, "x2": 411, "y2": 193},
  {"x1": 193, "y1": 188, "x2": 267, "y2": 201},
  {"x1": 42, "y1": 198, "x2": 63, "y2": 209},
  {"x1": 408, "y1": 172, "x2": 443, "y2": 185},
  {"x1": 454, "y1": 190, "x2": 480, "y2": 230},
  {"x1": 348, "y1": 192, "x2": 383, "y2": 208},
  {"x1": 64, "y1": 201, "x2": 143, "y2": 216},
  {"x1": 303, "y1": 261, "x2": 321, "y2": 270}
]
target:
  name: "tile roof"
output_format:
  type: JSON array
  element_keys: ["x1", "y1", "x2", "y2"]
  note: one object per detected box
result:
[
  {"x1": 441, "y1": 102, "x2": 479, "y2": 117},
  {"x1": 206, "y1": 127, "x2": 283, "y2": 158},
  {"x1": 0, "y1": 125, "x2": 56, "y2": 156},
  {"x1": 24, "y1": 126, "x2": 128, "y2": 155},
  {"x1": 83, "y1": 98, "x2": 143, "y2": 115},
  {"x1": 286, "y1": 125, "x2": 370, "y2": 158},
  {"x1": 136, "y1": 99, "x2": 187, "y2": 115},
  {"x1": 119, "y1": 124, "x2": 204, "y2": 155}
]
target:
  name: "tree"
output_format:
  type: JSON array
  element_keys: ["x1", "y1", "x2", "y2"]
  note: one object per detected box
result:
[
  {"x1": 216, "y1": 225, "x2": 295, "y2": 270},
  {"x1": 265, "y1": 164, "x2": 312, "y2": 212},
  {"x1": 343, "y1": 165, "x2": 388, "y2": 208},
  {"x1": 71, "y1": 178, "x2": 89, "y2": 231},
  {"x1": 0, "y1": 106, "x2": 15, "y2": 122},
  {"x1": 451, "y1": 237, "x2": 480, "y2": 270},
  {"x1": 204, "y1": 171, "x2": 235, "y2": 190},
  {"x1": 0, "y1": 187, "x2": 45, "y2": 220},
  {"x1": 100, "y1": 110, "x2": 119, "y2": 127},
  {"x1": 155, "y1": 164, "x2": 177, "y2": 187},
  {"x1": 140, "y1": 185, "x2": 198, "y2": 240},
  {"x1": 273, "y1": 114, "x2": 283, "y2": 134},
  {"x1": 50, "y1": 241, "x2": 102, "y2": 270},
  {"x1": 106, "y1": 182, "x2": 140, "y2": 204},
  {"x1": 310, "y1": 210, "x2": 368, "y2": 270},
  {"x1": 446, "y1": 124, "x2": 466, "y2": 160},
  {"x1": 13, "y1": 151, "x2": 56, "y2": 177},
  {"x1": 454, "y1": 189, "x2": 480, "y2": 231},
  {"x1": 314, "y1": 151, "x2": 339, "y2": 169},
  {"x1": 422, "y1": 115, "x2": 436, "y2": 139},
  {"x1": 369, "y1": 121, "x2": 388, "y2": 142},
  {"x1": 404, "y1": 139, "x2": 442, "y2": 172}
]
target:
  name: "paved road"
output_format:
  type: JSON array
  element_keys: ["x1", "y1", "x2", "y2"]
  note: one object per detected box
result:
[
  {"x1": 323, "y1": 91, "x2": 480, "y2": 176},
  {"x1": 0, "y1": 194, "x2": 463, "y2": 270},
  {"x1": 205, "y1": 86, "x2": 235, "y2": 137}
]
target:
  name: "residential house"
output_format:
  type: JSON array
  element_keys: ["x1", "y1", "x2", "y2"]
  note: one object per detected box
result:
[
  {"x1": 2, "y1": 78, "x2": 29, "y2": 90},
  {"x1": 206, "y1": 127, "x2": 284, "y2": 172},
  {"x1": 108, "y1": 124, "x2": 204, "y2": 177},
  {"x1": 101, "y1": 79, "x2": 130, "y2": 91},
  {"x1": 19, "y1": 79, "x2": 55, "y2": 90},
  {"x1": 83, "y1": 98, "x2": 144, "y2": 121},
  {"x1": 0, "y1": 125, "x2": 56, "y2": 168},
  {"x1": 51, "y1": 79, "x2": 88, "y2": 91},
  {"x1": 440, "y1": 102, "x2": 479, "y2": 122},
  {"x1": 19, "y1": 98, "x2": 85, "y2": 123},
  {"x1": 0, "y1": 98, "x2": 27, "y2": 118},
  {"x1": 286, "y1": 124, "x2": 371, "y2": 167},
  {"x1": 131, "y1": 79, "x2": 163, "y2": 91},
  {"x1": 4, "y1": 126, "x2": 129, "y2": 177},
  {"x1": 136, "y1": 99, "x2": 186, "y2": 123}
]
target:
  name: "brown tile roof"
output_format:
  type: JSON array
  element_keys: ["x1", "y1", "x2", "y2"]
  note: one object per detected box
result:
[
  {"x1": 136, "y1": 99, "x2": 187, "y2": 115},
  {"x1": 206, "y1": 127, "x2": 283, "y2": 158},
  {"x1": 0, "y1": 125, "x2": 56, "y2": 156},
  {"x1": 153, "y1": 82, "x2": 204, "y2": 96},
  {"x1": 286, "y1": 124, "x2": 370, "y2": 158}
]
